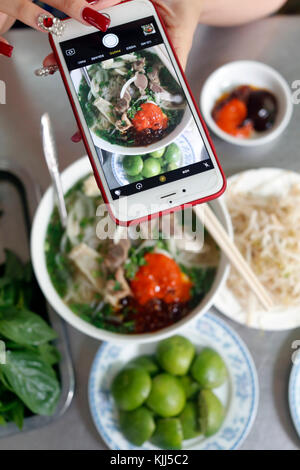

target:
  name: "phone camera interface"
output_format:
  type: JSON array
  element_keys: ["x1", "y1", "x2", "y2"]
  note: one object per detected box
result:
[{"x1": 60, "y1": 15, "x2": 215, "y2": 201}]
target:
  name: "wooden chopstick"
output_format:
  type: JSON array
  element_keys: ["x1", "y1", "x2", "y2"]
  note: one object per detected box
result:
[{"x1": 193, "y1": 203, "x2": 274, "y2": 311}]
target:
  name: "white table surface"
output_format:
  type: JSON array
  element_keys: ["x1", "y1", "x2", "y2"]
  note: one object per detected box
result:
[{"x1": 0, "y1": 15, "x2": 300, "y2": 450}]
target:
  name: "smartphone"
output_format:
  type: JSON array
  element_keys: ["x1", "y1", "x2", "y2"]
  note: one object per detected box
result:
[{"x1": 50, "y1": 0, "x2": 226, "y2": 225}]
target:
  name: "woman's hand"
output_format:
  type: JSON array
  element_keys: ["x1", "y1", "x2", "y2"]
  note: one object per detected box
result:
[
  {"x1": 0, "y1": 11, "x2": 15, "y2": 56},
  {"x1": 154, "y1": 0, "x2": 203, "y2": 69},
  {"x1": 0, "y1": 0, "x2": 121, "y2": 56}
]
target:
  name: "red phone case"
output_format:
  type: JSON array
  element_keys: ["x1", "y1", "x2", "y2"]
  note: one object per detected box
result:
[{"x1": 49, "y1": 0, "x2": 226, "y2": 226}]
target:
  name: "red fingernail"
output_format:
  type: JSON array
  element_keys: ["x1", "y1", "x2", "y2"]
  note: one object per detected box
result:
[
  {"x1": 71, "y1": 131, "x2": 82, "y2": 143},
  {"x1": 86, "y1": 0, "x2": 98, "y2": 4},
  {"x1": 82, "y1": 7, "x2": 110, "y2": 32},
  {"x1": 0, "y1": 42, "x2": 13, "y2": 58}
]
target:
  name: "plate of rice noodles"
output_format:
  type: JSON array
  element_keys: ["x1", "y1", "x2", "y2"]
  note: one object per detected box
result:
[
  {"x1": 215, "y1": 167, "x2": 300, "y2": 330},
  {"x1": 72, "y1": 45, "x2": 191, "y2": 155}
]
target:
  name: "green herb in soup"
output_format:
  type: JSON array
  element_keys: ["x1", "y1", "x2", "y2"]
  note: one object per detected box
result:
[
  {"x1": 77, "y1": 48, "x2": 186, "y2": 148},
  {"x1": 45, "y1": 175, "x2": 219, "y2": 334}
]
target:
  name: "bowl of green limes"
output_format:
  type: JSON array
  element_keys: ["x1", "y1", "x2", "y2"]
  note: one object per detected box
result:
[{"x1": 88, "y1": 313, "x2": 258, "y2": 450}]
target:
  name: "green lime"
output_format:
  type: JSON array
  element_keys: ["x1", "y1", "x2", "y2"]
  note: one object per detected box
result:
[
  {"x1": 128, "y1": 355, "x2": 159, "y2": 376},
  {"x1": 112, "y1": 367, "x2": 151, "y2": 411},
  {"x1": 157, "y1": 335, "x2": 195, "y2": 376},
  {"x1": 146, "y1": 373, "x2": 186, "y2": 417},
  {"x1": 141, "y1": 157, "x2": 161, "y2": 178},
  {"x1": 123, "y1": 155, "x2": 143, "y2": 176},
  {"x1": 119, "y1": 407, "x2": 155, "y2": 446},
  {"x1": 167, "y1": 162, "x2": 179, "y2": 171},
  {"x1": 198, "y1": 389, "x2": 224, "y2": 437},
  {"x1": 150, "y1": 148, "x2": 165, "y2": 158},
  {"x1": 164, "y1": 143, "x2": 182, "y2": 165},
  {"x1": 178, "y1": 376, "x2": 200, "y2": 399},
  {"x1": 128, "y1": 174, "x2": 143, "y2": 183},
  {"x1": 152, "y1": 418, "x2": 183, "y2": 450},
  {"x1": 179, "y1": 401, "x2": 201, "y2": 440},
  {"x1": 191, "y1": 348, "x2": 227, "y2": 388}
]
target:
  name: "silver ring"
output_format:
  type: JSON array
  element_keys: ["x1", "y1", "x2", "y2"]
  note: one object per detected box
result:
[
  {"x1": 37, "y1": 14, "x2": 65, "y2": 36},
  {"x1": 34, "y1": 65, "x2": 59, "y2": 77}
]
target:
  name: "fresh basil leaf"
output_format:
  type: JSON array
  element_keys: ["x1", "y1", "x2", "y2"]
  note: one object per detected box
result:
[
  {"x1": 37, "y1": 343, "x2": 61, "y2": 366},
  {"x1": 0, "y1": 398, "x2": 17, "y2": 413},
  {"x1": 0, "y1": 376, "x2": 25, "y2": 428},
  {"x1": 0, "y1": 339, "x2": 26, "y2": 351},
  {"x1": 4, "y1": 250, "x2": 24, "y2": 281},
  {"x1": 0, "y1": 381, "x2": 6, "y2": 394},
  {"x1": 0, "y1": 308, "x2": 57, "y2": 346},
  {"x1": 0, "y1": 368, "x2": 14, "y2": 392},
  {"x1": 0, "y1": 390, "x2": 24, "y2": 429},
  {"x1": 23, "y1": 262, "x2": 33, "y2": 283},
  {"x1": 0, "y1": 282, "x2": 18, "y2": 306},
  {"x1": 0, "y1": 350, "x2": 60, "y2": 416},
  {"x1": 0, "y1": 254, "x2": 33, "y2": 308},
  {"x1": 10, "y1": 400, "x2": 24, "y2": 430}
]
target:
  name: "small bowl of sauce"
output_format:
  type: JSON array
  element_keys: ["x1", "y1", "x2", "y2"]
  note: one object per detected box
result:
[{"x1": 200, "y1": 61, "x2": 293, "y2": 147}]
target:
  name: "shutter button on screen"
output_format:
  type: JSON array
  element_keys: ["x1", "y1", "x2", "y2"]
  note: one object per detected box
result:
[{"x1": 102, "y1": 34, "x2": 119, "y2": 48}]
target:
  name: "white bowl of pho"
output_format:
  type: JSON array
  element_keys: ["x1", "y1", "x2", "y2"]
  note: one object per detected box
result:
[
  {"x1": 72, "y1": 45, "x2": 192, "y2": 155},
  {"x1": 31, "y1": 157, "x2": 232, "y2": 343}
]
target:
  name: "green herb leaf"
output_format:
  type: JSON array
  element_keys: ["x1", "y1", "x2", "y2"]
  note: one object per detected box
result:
[
  {"x1": 10, "y1": 400, "x2": 24, "y2": 430},
  {"x1": 3, "y1": 250, "x2": 25, "y2": 281},
  {"x1": 0, "y1": 307, "x2": 57, "y2": 346},
  {"x1": 180, "y1": 265, "x2": 216, "y2": 308},
  {"x1": 37, "y1": 343, "x2": 61, "y2": 366},
  {"x1": 113, "y1": 281, "x2": 122, "y2": 291},
  {"x1": 125, "y1": 246, "x2": 153, "y2": 279},
  {"x1": 0, "y1": 350, "x2": 60, "y2": 416},
  {"x1": 70, "y1": 303, "x2": 94, "y2": 322},
  {"x1": 0, "y1": 252, "x2": 33, "y2": 308}
]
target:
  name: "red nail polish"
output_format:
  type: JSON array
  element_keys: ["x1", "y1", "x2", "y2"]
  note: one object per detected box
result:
[
  {"x1": 82, "y1": 7, "x2": 110, "y2": 32},
  {"x1": 0, "y1": 42, "x2": 13, "y2": 58},
  {"x1": 71, "y1": 131, "x2": 82, "y2": 143},
  {"x1": 86, "y1": 0, "x2": 98, "y2": 4}
]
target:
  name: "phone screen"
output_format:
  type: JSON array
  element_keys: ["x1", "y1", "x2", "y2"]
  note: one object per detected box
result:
[{"x1": 60, "y1": 16, "x2": 214, "y2": 200}]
